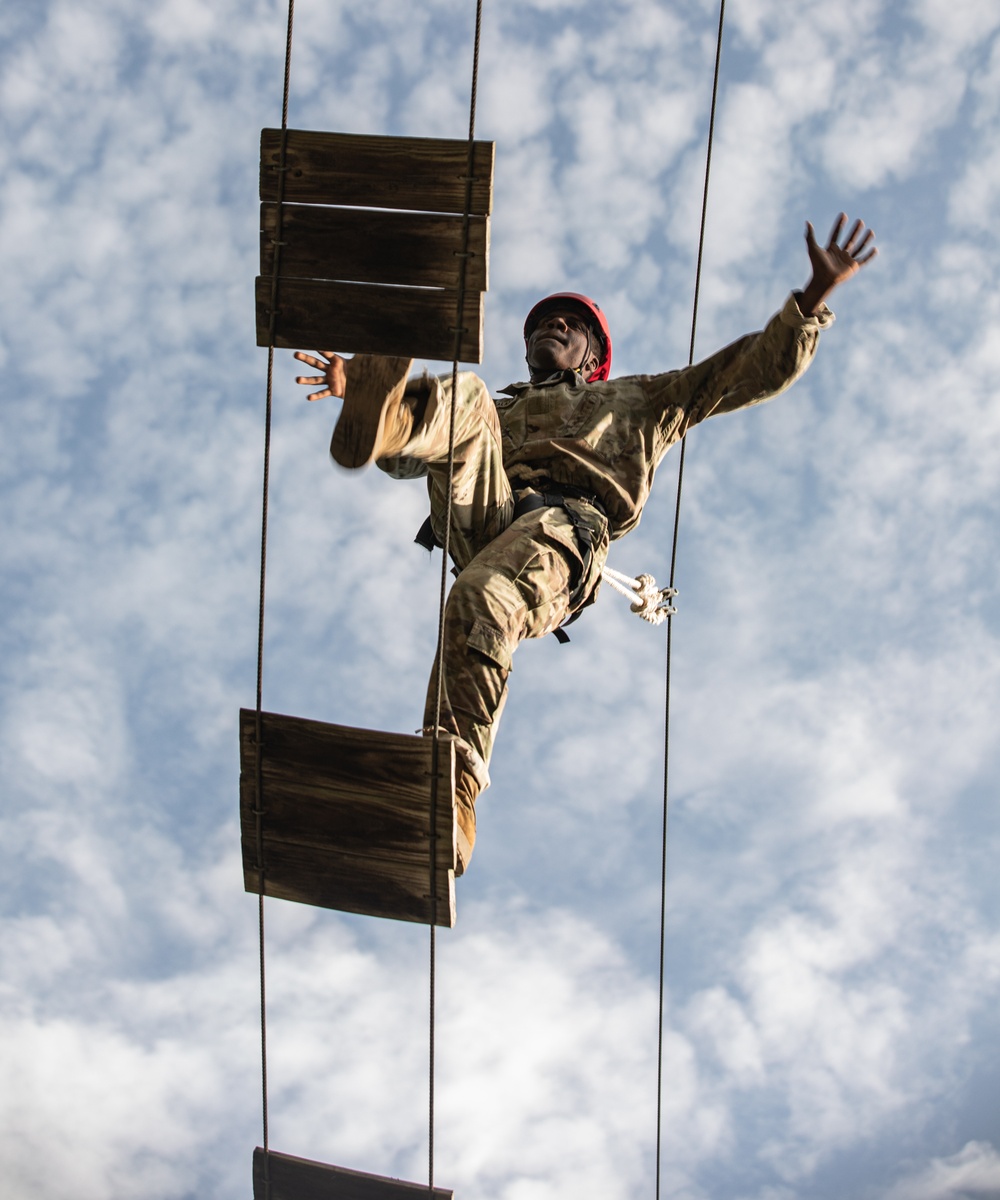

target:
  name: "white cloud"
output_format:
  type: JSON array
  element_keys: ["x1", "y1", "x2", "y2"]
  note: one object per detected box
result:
[
  {"x1": 883, "y1": 1141, "x2": 1000, "y2": 1200},
  {"x1": 2, "y1": 615, "x2": 129, "y2": 791},
  {"x1": 2, "y1": 2, "x2": 1000, "y2": 1199},
  {"x1": 948, "y1": 141, "x2": 1000, "y2": 235},
  {"x1": 0, "y1": 895, "x2": 709, "y2": 1200}
]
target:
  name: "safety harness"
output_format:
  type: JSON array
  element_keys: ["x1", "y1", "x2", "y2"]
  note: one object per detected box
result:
[{"x1": 414, "y1": 480, "x2": 608, "y2": 643}]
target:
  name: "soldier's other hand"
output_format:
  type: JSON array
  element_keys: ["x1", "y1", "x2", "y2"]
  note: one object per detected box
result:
[
  {"x1": 294, "y1": 350, "x2": 348, "y2": 401},
  {"x1": 799, "y1": 214, "x2": 877, "y2": 315}
]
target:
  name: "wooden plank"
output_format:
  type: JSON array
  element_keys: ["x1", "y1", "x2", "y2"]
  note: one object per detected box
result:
[
  {"x1": 261, "y1": 204, "x2": 489, "y2": 291},
  {"x1": 255, "y1": 277, "x2": 484, "y2": 363},
  {"x1": 253, "y1": 1149, "x2": 453, "y2": 1200},
  {"x1": 260, "y1": 129, "x2": 494, "y2": 215},
  {"x1": 241, "y1": 840, "x2": 447, "y2": 925},
  {"x1": 240, "y1": 710, "x2": 456, "y2": 927}
]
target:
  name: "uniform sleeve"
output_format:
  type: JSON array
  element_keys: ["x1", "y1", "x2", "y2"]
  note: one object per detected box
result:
[{"x1": 646, "y1": 293, "x2": 834, "y2": 436}]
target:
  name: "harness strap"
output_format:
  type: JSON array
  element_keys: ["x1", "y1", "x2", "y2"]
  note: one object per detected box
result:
[
  {"x1": 415, "y1": 514, "x2": 439, "y2": 552},
  {"x1": 414, "y1": 485, "x2": 607, "y2": 644},
  {"x1": 415, "y1": 481, "x2": 609, "y2": 552},
  {"x1": 510, "y1": 488, "x2": 605, "y2": 642},
  {"x1": 513, "y1": 478, "x2": 609, "y2": 523}
]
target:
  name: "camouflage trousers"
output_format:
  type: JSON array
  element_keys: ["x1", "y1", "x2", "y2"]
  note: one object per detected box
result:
[{"x1": 378, "y1": 372, "x2": 610, "y2": 828}]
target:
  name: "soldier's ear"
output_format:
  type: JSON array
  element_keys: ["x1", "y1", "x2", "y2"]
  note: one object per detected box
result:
[{"x1": 583, "y1": 336, "x2": 600, "y2": 378}]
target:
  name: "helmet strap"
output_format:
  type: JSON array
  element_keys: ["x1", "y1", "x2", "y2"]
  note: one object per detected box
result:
[{"x1": 576, "y1": 327, "x2": 599, "y2": 377}]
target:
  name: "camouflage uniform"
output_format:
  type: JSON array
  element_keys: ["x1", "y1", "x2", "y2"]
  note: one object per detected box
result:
[{"x1": 378, "y1": 293, "x2": 833, "y2": 859}]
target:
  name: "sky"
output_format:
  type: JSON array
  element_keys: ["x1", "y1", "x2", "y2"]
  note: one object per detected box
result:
[{"x1": 1, "y1": 0, "x2": 999, "y2": 1198}]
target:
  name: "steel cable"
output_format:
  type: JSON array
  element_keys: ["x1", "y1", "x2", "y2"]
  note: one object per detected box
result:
[
  {"x1": 429, "y1": 4, "x2": 486, "y2": 1190},
  {"x1": 255, "y1": 2, "x2": 296, "y2": 1194},
  {"x1": 655, "y1": 3, "x2": 727, "y2": 1197}
]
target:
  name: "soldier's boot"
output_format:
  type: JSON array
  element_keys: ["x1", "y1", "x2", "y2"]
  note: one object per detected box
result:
[
  {"x1": 422, "y1": 727, "x2": 487, "y2": 877},
  {"x1": 453, "y1": 770, "x2": 479, "y2": 878},
  {"x1": 331, "y1": 354, "x2": 415, "y2": 468}
]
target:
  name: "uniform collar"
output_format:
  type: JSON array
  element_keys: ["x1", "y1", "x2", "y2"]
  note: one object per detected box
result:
[{"x1": 498, "y1": 369, "x2": 588, "y2": 396}]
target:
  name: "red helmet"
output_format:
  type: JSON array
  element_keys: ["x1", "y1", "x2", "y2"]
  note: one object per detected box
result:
[{"x1": 523, "y1": 292, "x2": 612, "y2": 382}]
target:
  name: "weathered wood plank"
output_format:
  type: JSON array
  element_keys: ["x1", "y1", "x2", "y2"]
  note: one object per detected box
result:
[
  {"x1": 260, "y1": 129, "x2": 494, "y2": 215},
  {"x1": 255, "y1": 277, "x2": 484, "y2": 362},
  {"x1": 244, "y1": 707, "x2": 442, "y2": 806},
  {"x1": 242, "y1": 841, "x2": 453, "y2": 925},
  {"x1": 261, "y1": 204, "x2": 489, "y2": 291},
  {"x1": 239, "y1": 782, "x2": 452, "y2": 859},
  {"x1": 253, "y1": 1149, "x2": 453, "y2": 1200},
  {"x1": 240, "y1": 710, "x2": 456, "y2": 927},
  {"x1": 238, "y1": 761, "x2": 455, "y2": 860}
]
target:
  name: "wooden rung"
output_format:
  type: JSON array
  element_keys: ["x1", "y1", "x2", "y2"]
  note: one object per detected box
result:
[
  {"x1": 239, "y1": 710, "x2": 456, "y2": 927},
  {"x1": 260, "y1": 129, "x2": 494, "y2": 216},
  {"x1": 253, "y1": 1149, "x2": 453, "y2": 1200},
  {"x1": 260, "y1": 204, "x2": 490, "y2": 292},
  {"x1": 255, "y1": 277, "x2": 484, "y2": 363}
]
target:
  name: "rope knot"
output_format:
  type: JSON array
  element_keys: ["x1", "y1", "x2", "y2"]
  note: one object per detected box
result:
[{"x1": 601, "y1": 567, "x2": 677, "y2": 625}]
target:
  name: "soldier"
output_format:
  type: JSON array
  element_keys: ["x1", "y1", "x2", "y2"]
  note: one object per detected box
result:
[{"x1": 295, "y1": 214, "x2": 876, "y2": 874}]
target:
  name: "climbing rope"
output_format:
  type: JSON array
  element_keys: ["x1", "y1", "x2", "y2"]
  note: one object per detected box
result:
[
  {"x1": 655, "y1": 3, "x2": 727, "y2": 1198},
  {"x1": 252, "y1": 1, "x2": 723, "y2": 1194},
  {"x1": 254, "y1": 0, "x2": 296, "y2": 1192},
  {"x1": 252, "y1": 0, "x2": 484, "y2": 1192},
  {"x1": 428, "y1": 2, "x2": 485, "y2": 1190},
  {"x1": 601, "y1": 565, "x2": 677, "y2": 625}
]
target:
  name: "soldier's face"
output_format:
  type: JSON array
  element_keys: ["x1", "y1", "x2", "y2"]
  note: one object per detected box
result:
[{"x1": 527, "y1": 310, "x2": 594, "y2": 373}]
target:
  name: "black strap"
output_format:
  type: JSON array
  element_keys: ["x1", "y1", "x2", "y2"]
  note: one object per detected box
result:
[
  {"x1": 416, "y1": 484, "x2": 606, "y2": 551},
  {"x1": 514, "y1": 478, "x2": 608, "y2": 522},
  {"x1": 413, "y1": 486, "x2": 603, "y2": 644},
  {"x1": 511, "y1": 489, "x2": 602, "y2": 643},
  {"x1": 415, "y1": 514, "x2": 439, "y2": 552}
]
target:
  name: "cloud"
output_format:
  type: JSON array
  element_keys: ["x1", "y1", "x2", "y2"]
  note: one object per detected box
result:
[
  {"x1": 0, "y1": 892, "x2": 710, "y2": 1200},
  {"x1": 2, "y1": 2, "x2": 1000, "y2": 1200},
  {"x1": 883, "y1": 1141, "x2": 1000, "y2": 1200}
]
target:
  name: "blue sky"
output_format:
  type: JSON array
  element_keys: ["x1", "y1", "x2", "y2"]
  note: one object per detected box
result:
[{"x1": 2, "y1": 1, "x2": 1000, "y2": 1198}]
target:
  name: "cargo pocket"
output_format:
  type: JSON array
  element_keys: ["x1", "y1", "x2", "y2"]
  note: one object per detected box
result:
[{"x1": 467, "y1": 619, "x2": 513, "y2": 673}]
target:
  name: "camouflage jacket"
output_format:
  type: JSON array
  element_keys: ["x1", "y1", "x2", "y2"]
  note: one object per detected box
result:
[{"x1": 495, "y1": 293, "x2": 833, "y2": 539}]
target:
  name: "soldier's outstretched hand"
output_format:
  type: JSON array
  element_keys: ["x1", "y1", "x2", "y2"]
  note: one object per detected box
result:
[
  {"x1": 800, "y1": 213, "x2": 877, "y2": 315},
  {"x1": 294, "y1": 350, "x2": 348, "y2": 401}
]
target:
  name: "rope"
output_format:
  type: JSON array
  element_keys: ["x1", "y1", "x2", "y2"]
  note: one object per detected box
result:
[
  {"x1": 655, "y1": 3, "x2": 726, "y2": 1197},
  {"x1": 601, "y1": 566, "x2": 677, "y2": 625},
  {"x1": 255, "y1": 1, "x2": 296, "y2": 1192},
  {"x1": 428, "y1": 1, "x2": 485, "y2": 1191},
  {"x1": 251, "y1": 2, "x2": 483, "y2": 1192}
]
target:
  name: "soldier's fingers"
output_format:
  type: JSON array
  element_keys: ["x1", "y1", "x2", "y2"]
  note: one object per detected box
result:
[
  {"x1": 851, "y1": 228, "x2": 875, "y2": 258},
  {"x1": 841, "y1": 218, "x2": 865, "y2": 252},
  {"x1": 826, "y1": 212, "x2": 848, "y2": 248},
  {"x1": 295, "y1": 374, "x2": 327, "y2": 385},
  {"x1": 294, "y1": 351, "x2": 323, "y2": 368},
  {"x1": 805, "y1": 220, "x2": 818, "y2": 247},
  {"x1": 856, "y1": 247, "x2": 878, "y2": 267},
  {"x1": 307, "y1": 388, "x2": 332, "y2": 402}
]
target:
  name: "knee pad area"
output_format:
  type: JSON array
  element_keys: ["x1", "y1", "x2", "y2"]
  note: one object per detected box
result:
[{"x1": 447, "y1": 563, "x2": 526, "y2": 632}]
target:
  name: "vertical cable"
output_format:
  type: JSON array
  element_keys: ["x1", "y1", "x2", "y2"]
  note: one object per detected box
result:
[
  {"x1": 655, "y1": 2, "x2": 726, "y2": 1197},
  {"x1": 255, "y1": 2, "x2": 296, "y2": 1192},
  {"x1": 427, "y1": 3, "x2": 485, "y2": 1192},
  {"x1": 427, "y1": 2, "x2": 485, "y2": 1191}
]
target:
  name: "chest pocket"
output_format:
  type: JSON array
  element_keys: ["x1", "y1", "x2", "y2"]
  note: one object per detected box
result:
[
  {"x1": 495, "y1": 395, "x2": 526, "y2": 454},
  {"x1": 577, "y1": 403, "x2": 643, "y2": 464},
  {"x1": 554, "y1": 390, "x2": 601, "y2": 438}
]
